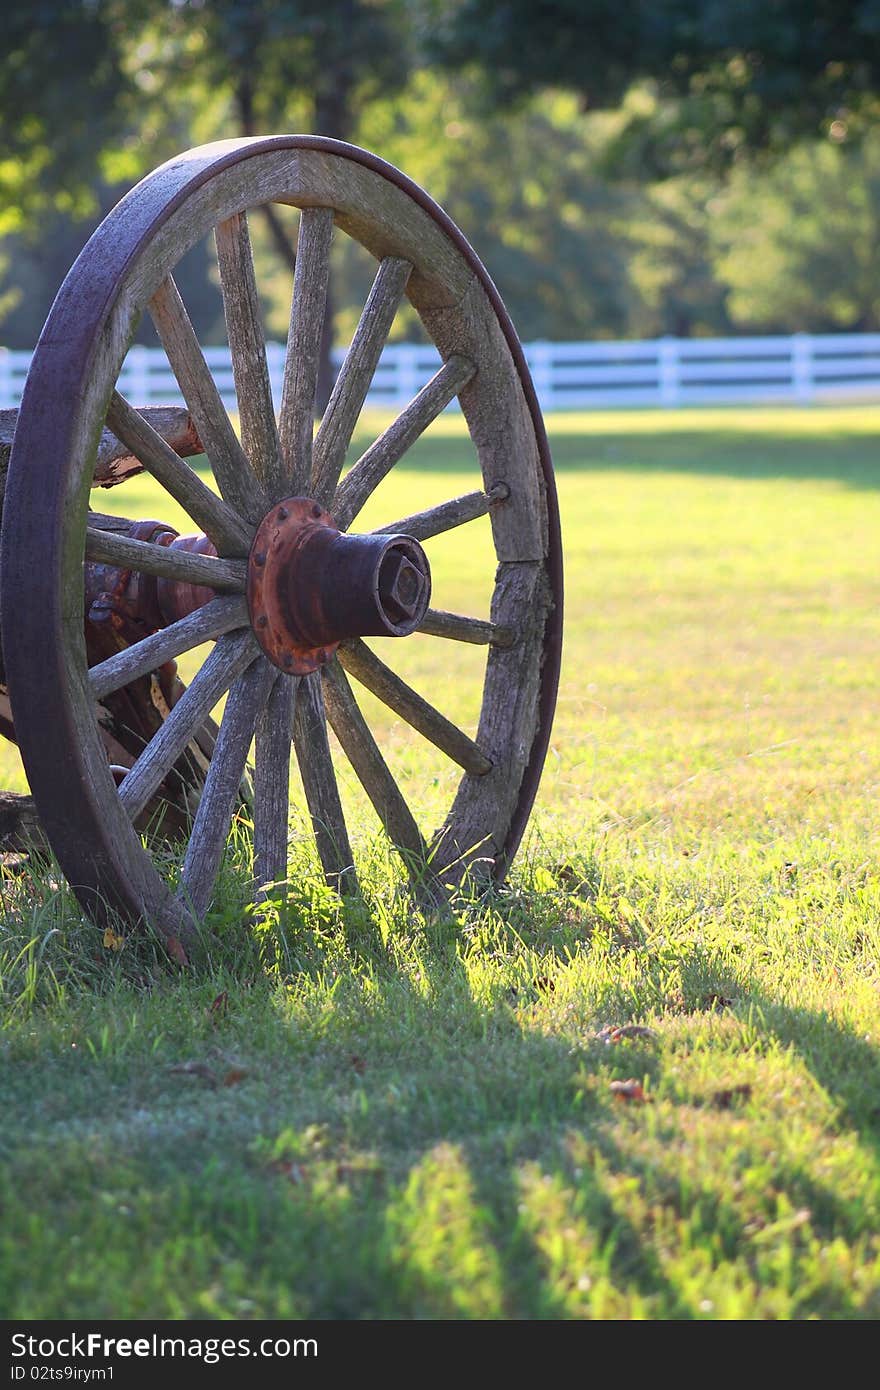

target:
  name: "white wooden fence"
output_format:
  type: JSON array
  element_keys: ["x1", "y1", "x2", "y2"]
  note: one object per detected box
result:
[{"x1": 3, "y1": 332, "x2": 880, "y2": 412}]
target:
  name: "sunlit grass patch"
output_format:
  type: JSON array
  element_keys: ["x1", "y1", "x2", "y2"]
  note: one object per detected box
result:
[{"x1": 0, "y1": 405, "x2": 878, "y2": 1318}]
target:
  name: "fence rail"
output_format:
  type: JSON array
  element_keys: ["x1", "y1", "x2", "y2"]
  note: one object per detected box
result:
[{"x1": 3, "y1": 332, "x2": 880, "y2": 413}]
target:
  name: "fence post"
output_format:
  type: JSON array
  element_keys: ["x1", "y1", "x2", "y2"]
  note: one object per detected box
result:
[
  {"x1": 0, "y1": 349, "x2": 11, "y2": 409},
  {"x1": 792, "y1": 333, "x2": 813, "y2": 403},
  {"x1": 126, "y1": 344, "x2": 152, "y2": 405},
  {"x1": 658, "y1": 336, "x2": 680, "y2": 406},
  {"x1": 265, "y1": 341, "x2": 284, "y2": 411},
  {"x1": 529, "y1": 340, "x2": 554, "y2": 411},
  {"x1": 395, "y1": 343, "x2": 419, "y2": 407}
]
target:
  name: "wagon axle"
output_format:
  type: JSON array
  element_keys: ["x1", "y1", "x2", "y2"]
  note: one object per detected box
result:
[
  {"x1": 246, "y1": 497, "x2": 431, "y2": 674},
  {"x1": 86, "y1": 498, "x2": 432, "y2": 677}
]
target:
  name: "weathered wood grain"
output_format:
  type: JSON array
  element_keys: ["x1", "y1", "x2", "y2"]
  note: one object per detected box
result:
[
  {"x1": 371, "y1": 481, "x2": 509, "y2": 543},
  {"x1": 253, "y1": 672, "x2": 296, "y2": 899},
  {"x1": 320, "y1": 660, "x2": 432, "y2": 892},
  {"x1": 88, "y1": 595, "x2": 250, "y2": 701},
  {"x1": 413, "y1": 274, "x2": 548, "y2": 561},
  {"x1": 418, "y1": 608, "x2": 514, "y2": 647},
  {"x1": 339, "y1": 638, "x2": 491, "y2": 776},
  {"x1": 4, "y1": 138, "x2": 558, "y2": 942},
  {"x1": 149, "y1": 274, "x2": 269, "y2": 521},
  {"x1": 180, "y1": 656, "x2": 274, "y2": 918},
  {"x1": 119, "y1": 629, "x2": 258, "y2": 823},
  {"x1": 293, "y1": 671, "x2": 359, "y2": 897},
  {"x1": 279, "y1": 206, "x2": 335, "y2": 494},
  {"x1": 84, "y1": 528, "x2": 247, "y2": 592},
  {"x1": 1, "y1": 404, "x2": 202, "y2": 491},
  {"x1": 215, "y1": 212, "x2": 284, "y2": 496},
  {"x1": 311, "y1": 256, "x2": 412, "y2": 504},
  {"x1": 431, "y1": 561, "x2": 553, "y2": 884},
  {"x1": 105, "y1": 392, "x2": 252, "y2": 555},
  {"x1": 0, "y1": 791, "x2": 49, "y2": 854},
  {"x1": 332, "y1": 355, "x2": 476, "y2": 529},
  {"x1": 124, "y1": 148, "x2": 473, "y2": 317}
]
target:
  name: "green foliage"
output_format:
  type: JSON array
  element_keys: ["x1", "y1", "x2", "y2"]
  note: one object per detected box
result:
[
  {"x1": 357, "y1": 79, "x2": 639, "y2": 341},
  {"x1": 626, "y1": 175, "x2": 732, "y2": 337},
  {"x1": 3, "y1": 5, "x2": 880, "y2": 346},
  {"x1": 0, "y1": 1, "x2": 134, "y2": 231},
  {"x1": 1, "y1": 408, "x2": 880, "y2": 1317},
  {"x1": 162, "y1": 0, "x2": 412, "y2": 135},
  {"x1": 428, "y1": 0, "x2": 880, "y2": 170},
  {"x1": 710, "y1": 133, "x2": 880, "y2": 331}
]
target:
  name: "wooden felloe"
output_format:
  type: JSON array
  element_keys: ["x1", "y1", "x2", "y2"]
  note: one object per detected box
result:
[{"x1": 0, "y1": 136, "x2": 562, "y2": 955}]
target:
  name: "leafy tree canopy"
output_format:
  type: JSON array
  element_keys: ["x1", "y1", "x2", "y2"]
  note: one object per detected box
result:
[
  {"x1": 427, "y1": 1, "x2": 880, "y2": 170},
  {"x1": 0, "y1": 0, "x2": 412, "y2": 231}
]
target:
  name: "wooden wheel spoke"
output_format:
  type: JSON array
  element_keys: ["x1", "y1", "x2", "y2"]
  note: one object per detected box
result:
[
  {"x1": 105, "y1": 392, "x2": 253, "y2": 555},
  {"x1": 118, "y1": 630, "x2": 259, "y2": 823},
  {"x1": 179, "y1": 656, "x2": 275, "y2": 918},
  {"x1": 320, "y1": 661, "x2": 432, "y2": 893},
  {"x1": 253, "y1": 673, "x2": 297, "y2": 899},
  {"x1": 311, "y1": 256, "x2": 412, "y2": 503},
  {"x1": 4, "y1": 138, "x2": 561, "y2": 948},
  {"x1": 279, "y1": 206, "x2": 335, "y2": 494},
  {"x1": 215, "y1": 211, "x2": 284, "y2": 496},
  {"x1": 372, "y1": 481, "x2": 509, "y2": 542},
  {"x1": 293, "y1": 671, "x2": 359, "y2": 897},
  {"x1": 418, "y1": 609, "x2": 514, "y2": 648},
  {"x1": 85, "y1": 527, "x2": 247, "y2": 592},
  {"x1": 89, "y1": 595, "x2": 250, "y2": 701},
  {"x1": 339, "y1": 639, "x2": 491, "y2": 776},
  {"x1": 332, "y1": 355, "x2": 476, "y2": 529},
  {"x1": 149, "y1": 274, "x2": 269, "y2": 521}
]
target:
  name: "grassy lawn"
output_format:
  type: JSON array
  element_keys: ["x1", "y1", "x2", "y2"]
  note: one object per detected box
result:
[{"x1": 1, "y1": 405, "x2": 879, "y2": 1319}]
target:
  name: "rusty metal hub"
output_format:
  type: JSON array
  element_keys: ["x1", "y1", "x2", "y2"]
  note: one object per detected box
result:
[
  {"x1": 246, "y1": 497, "x2": 431, "y2": 674},
  {"x1": 85, "y1": 520, "x2": 219, "y2": 643}
]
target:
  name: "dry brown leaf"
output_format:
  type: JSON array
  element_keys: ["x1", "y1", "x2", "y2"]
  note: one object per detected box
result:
[
  {"x1": 166, "y1": 936, "x2": 189, "y2": 967},
  {"x1": 0, "y1": 852, "x2": 29, "y2": 876},
  {"x1": 711, "y1": 1083, "x2": 753, "y2": 1110},
  {"x1": 271, "y1": 1161, "x2": 308, "y2": 1185},
  {"x1": 169, "y1": 1061, "x2": 218, "y2": 1087},
  {"x1": 552, "y1": 863, "x2": 591, "y2": 893},
  {"x1": 702, "y1": 993, "x2": 734, "y2": 1011},
  {"x1": 609, "y1": 1078, "x2": 651, "y2": 1102},
  {"x1": 349, "y1": 1055, "x2": 367, "y2": 1076},
  {"x1": 597, "y1": 1023, "x2": 657, "y2": 1044},
  {"x1": 207, "y1": 991, "x2": 229, "y2": 1024},
  {"x1": 222, "y1": 1066, "x2": 249, "y2": 1087}
]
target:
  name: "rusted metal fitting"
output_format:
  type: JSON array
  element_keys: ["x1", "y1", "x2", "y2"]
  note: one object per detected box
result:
[
  {"x1": 247, "y1": 498, "x2": 431, "y2": 675},
  {"x1": 85, "y1": 519, "x2": 178, "y2": 643},
  {"x1": 155, "y1": 533, "x2": 219, "y2": 626},
  {"x1": 85, "y1": 519, "x2": 224, "y2": 642}
]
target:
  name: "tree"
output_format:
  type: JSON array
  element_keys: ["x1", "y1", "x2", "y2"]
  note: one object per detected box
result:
[
  {"x1": 709, "y1": 133, "x2": 880, "y2": 331},
  {"x1": 626, "y1": 176, "x2": 732, "y2": 338},
  {"x1": 427, "y1": 1, "x2": 880, "y2": 171},
  {"x1": 0, "y1": 2, "x2": 138, "y2": 234},
  {"x1": 0, "y1": 1, "x2": 414, "y2": 398},
  {"x1": 155, "y1": 1, "x2": 412, "y2": 396},
  {"x1": 355, "y1": 77, "x2": 641, "y2": 341}
]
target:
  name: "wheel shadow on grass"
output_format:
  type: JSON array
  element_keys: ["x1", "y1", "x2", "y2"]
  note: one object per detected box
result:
[
  {"x1": 366, "y1": 931, "x2": 880, "y2": 1318},
  {"x1": 343, "y1": 419, "x2": 880, "y2": 493},
  {"x1": 8, "y1": 921, "x2": 878, "y2": 1318}
]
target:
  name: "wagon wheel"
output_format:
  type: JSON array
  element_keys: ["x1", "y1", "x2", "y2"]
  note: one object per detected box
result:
[{"x1": 1, "y1": 136, "x2": 562, "y2": 952}]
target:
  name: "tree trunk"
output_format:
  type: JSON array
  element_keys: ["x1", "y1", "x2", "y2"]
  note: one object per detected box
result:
[
  {"x1": 312, "y1": 78, "x2": 354, "y2": 414},
  {"x1": 236, "y1": 77, "x2": 337, "y2": 415}
]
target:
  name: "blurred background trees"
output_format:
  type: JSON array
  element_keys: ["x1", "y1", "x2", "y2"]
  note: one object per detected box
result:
[{"x1": 2, "y1": 0, "x2": 879, "y2": 350}]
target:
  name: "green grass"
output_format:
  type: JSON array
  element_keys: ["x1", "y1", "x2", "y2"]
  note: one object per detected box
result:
[{"x1": 1, "y1": 405, "x2": 879, "y2": 1320}]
